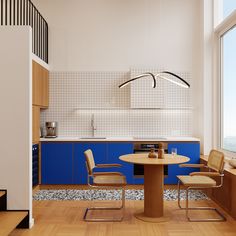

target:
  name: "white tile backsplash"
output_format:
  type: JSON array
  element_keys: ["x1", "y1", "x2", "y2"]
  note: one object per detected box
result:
[{"x1": 41, "y1": 71, "x2": 193, "y2": 137}]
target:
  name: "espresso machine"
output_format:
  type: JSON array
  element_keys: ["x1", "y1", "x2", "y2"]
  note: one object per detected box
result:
[{"x1": 45, "y1": 122, "x2": 58, "y2": 138}]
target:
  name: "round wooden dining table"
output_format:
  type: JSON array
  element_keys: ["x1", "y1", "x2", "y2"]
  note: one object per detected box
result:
[{"x1": 119, "y1": 153, "x2": 190, "y2": 222}]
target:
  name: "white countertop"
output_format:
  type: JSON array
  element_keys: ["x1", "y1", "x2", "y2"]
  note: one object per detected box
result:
[{"x1": 40, "y1": 136, "x2": 200, "y2": 142}]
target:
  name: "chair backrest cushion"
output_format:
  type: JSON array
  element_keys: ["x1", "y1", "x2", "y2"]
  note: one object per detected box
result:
[
  {"x1": 207, "y1": 149, "x2": 224, "y2": 172},
  {"x1": 84, "y1": 149, "x2": 96, "y2": 175}
]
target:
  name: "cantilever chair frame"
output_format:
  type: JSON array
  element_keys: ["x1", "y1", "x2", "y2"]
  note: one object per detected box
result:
[
  {"x1": 83, "y1": 151, "x2": 126, "y2": 222},
  {"x1": 177, "y1": 154, "x2": 226, "y2": 222}
]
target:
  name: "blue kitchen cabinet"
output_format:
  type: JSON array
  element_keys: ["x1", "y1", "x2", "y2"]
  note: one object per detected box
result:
[
  {"x1": 41, "y1": 141, "x2": 200, "y2": 185},
  {"x1": 165, "y1": 142, "x2": 200, "y2": 184},
  {"x1": 73, "y1": 143, "x2": 107, "y2": 184},
  {"x1": 41, "y1": 143, "x2": 73, "y2": 184},
  {"x1": 107, "y1": 143, "x2": 134, "y2": 184}
]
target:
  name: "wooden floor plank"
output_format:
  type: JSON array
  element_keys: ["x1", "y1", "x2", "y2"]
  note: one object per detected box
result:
[
  {"x1": 9, "y1": 199, "x2": 236, "y2": 236},
  {"x1": 9, "y1": 185, "x2": 236, "y2": 236},
  {"x1": 0, "y1": 211, "x2": 28, "y2": 236}
]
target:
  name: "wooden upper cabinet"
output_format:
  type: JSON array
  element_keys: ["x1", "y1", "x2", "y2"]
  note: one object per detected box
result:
[
  {"x1": 42, "y1": 67, "x2": 49, "y2": 107},
  {"x1": 32, "y1": 60, "x2": 49, "y2": 107},
  {"x1": 33, "y1": 105, "x2": 40, "y2": 143},
  {"x1": 32, "y1": 60, "x2": 41, "y2": 105}
]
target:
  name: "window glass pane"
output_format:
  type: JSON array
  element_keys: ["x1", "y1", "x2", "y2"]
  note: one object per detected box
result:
[
  {"x1": 223, "y1": 0, "x2": 236, "y2": 19},
  {"x1": 221, "y1": 25, "x2": 236, "y2": 152}
]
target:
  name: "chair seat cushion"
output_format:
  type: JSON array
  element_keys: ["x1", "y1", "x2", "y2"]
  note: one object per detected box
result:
[
  {"x1": 93, "y1": 175, "x2": 127, "y2": 186},
  {"x1": 177, "y1": 175, "x2": 216, "y2": 187}
]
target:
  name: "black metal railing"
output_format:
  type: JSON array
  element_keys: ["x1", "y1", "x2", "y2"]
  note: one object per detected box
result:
[{"x1": 0, "y1": 0, "x2": 48, "y2": 63}]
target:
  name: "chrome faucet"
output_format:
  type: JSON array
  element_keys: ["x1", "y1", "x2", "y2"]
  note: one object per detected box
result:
[{"x1": 91, "y1": 114, "x2": 97, "y2": 137}]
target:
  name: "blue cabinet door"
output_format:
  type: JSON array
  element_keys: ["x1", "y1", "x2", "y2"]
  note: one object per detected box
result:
[
  {"x1": 107, "y1": 143, "x2": 134, "y2": 184},
  {"x1": 41, "y1": 143, "x2": 73, "y2": 184},
  {"x1": 165, "y1": 142, "x2": 200, "y2": 184},
  {"x1": 73, "y1": 143, "x2": 107, "y2": 184}
]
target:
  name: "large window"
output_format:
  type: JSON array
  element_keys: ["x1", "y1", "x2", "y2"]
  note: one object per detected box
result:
[
  {"x1": 223, "y1": 0, "x2": 236, "y2": 19},
  {"x1": 221, "y1": 26, "x2": 236, "y2": 153},
  {"x1": 215, "y1": 1, "x2": 236, "y2": 155}
]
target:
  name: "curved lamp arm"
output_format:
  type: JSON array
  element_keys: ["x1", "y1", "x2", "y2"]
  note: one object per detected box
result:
[
  {"x1": 118, "y1": 72, "x2": 156, "y2": 88},
  {"x1": 155, "y1": 71, "x2": 190, "y2": 88}
]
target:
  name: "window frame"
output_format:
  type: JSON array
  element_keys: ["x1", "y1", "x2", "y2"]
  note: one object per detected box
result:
[{"x1": 214, "y1": 10, "x2": 236, "y2": 159}]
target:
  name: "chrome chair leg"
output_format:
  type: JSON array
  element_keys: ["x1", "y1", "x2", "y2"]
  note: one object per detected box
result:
[
  {"x1": 186, "y1": 188, "x2": 189, "y2": 219},
  {"x1": 122, "y1": 187, "x2": 125, "y2": 208},
  {"x1": 84, "y1": 187, "x2": 125, "y2": 222},
  {"x1": 177, "y1": 180, "x2": 182, "y2": 209},
  {"x1": 177, "y1": 183, "x2": 226, "y2": 222}
]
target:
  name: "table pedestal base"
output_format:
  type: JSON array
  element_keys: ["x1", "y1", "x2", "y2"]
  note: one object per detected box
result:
[
  {"x1": 134, "y1": 212, "x2": 169, "y2": 223},
  {"x1": 135, "y1": 165, "x2": 168, "y2": 222}
]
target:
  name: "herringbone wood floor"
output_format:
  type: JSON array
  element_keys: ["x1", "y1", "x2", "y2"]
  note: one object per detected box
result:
[{"x1": 9, "y1": 186, "x2": 236, "y2": 236}]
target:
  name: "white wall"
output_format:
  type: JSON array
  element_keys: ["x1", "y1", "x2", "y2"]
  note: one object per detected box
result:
[
  {"x1": 33, "y1": 0, "x2": 205, "y2": 148},
  {"x1": 0, "y1": 27, "x2": 33, "y2": 226},
  {"x1": 32, "y1": 0, "x2": 201, "y2": 72}
]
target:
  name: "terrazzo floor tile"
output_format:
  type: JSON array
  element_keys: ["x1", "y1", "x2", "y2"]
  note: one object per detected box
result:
[{"x1": 33, "y1": 189, "x2": 208, "y2": 201}]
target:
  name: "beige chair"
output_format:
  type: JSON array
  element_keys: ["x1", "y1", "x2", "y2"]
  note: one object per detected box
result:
[
  {"x1": 83, "y1": 149, "x2": 127, "y2": 222},
  {"x1": 177, "y1": 149, "x2": 226, "y2": 222}
]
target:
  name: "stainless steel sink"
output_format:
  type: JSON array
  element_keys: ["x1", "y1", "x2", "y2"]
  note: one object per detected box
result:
[{"x1": 79, "y1": 137, "x2": 107, "y2": 139}]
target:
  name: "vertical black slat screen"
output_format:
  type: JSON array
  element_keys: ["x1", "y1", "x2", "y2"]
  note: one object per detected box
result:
[
  {"x1": 5, "y1": 0, "x2": 7, "y2": 25},
  {"x1": 20, "y1": 0, "x2": 22, "y2": 24},
  {"x1": 26, "y1": 0, "x2": 28, "y2": 24},
  {"x1": 9, "y1": 0, "x2": 11, "y2": 25},
  {"x1": 20, "y1": 0, "x2": 23, "y2": 25},
  {"x1": 46, "y1": 22, "x2": 48, "y2": 62},
  {"x1": 31, "y1": 2, "x2": 33, "y2": 52},
  {"x1": 41, "y1": 20, "x2": 43, "y2": 60},
  {"x1": 40, "y1": 14, "x2": 42, "y2": 58},
  {"x1": 40, "y1": 15, "x2": 43, "y2": 58},
  {"x1": 38, "y1": 13, "x2": 39, "y2": 58},
  {"x1": 36, "y1": 9, "x2": 38, "y2": 55},
  {"x1": 39, "y1": 12, "x2": 40, "y2": 58},
  {"x1": 13, "y1": 0, "x2": 15, "y2": 25},
  {"x1": 17, "y1": 0, "x2": 18, "y2": 24},
  {"x1": 23, "y1": 0, "x2": 25, "y2": 24},
  {"x1": 34, "y1": 7, "x2": 36, "y2": 54},
  {"x1": 35, "y1": 10, "x2": 38, "y2": 55},
  {"x1": 1, "y1": 0, "x2": 2, "y2": 25},
  {"x1": 35, "y1": 7, "x2": 37, "y2": 55},
  {"x1": 44, "y1": 22, "x2": 46, "y2": 61},
  {"x1": 36, "y1": 9, "x2": 38, "y2": 56},
  {"x1": 29, "y1": 0, "x2": 33, "y2": 26},
  {"x1": 42, "y1": 20, "x2": 44, "y2": 60},
  {"x1": 0, "y1": 0, "x2": 48, "y2": 63},
  {"x1": 35, "y1": 9, "x2": 37, "y2": 55},
  {"x1": 19, "y1": 0, "x2": 21, "y2": 24}
]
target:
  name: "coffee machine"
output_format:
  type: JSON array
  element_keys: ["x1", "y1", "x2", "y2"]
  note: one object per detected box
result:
[{"x1": 45, "y1": 122, "x2": 58, "y2": 138}]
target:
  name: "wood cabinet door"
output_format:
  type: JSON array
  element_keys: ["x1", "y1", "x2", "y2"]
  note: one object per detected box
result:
[
  {"x1": 32, "y1": 60, "x2": 42, "y2": 106},
  {"x1": 32, "y1": 60, "x2": 49, "y2": 107},
  {"x1": 42, "y1": 67, "x2": 49, "y2": 107},
  {"x1": 32, "y1": 105, "x2": 40, "y2": 143},
  {"x1": 41, "y1": 143, "x2": 73, "y2": 184}
]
